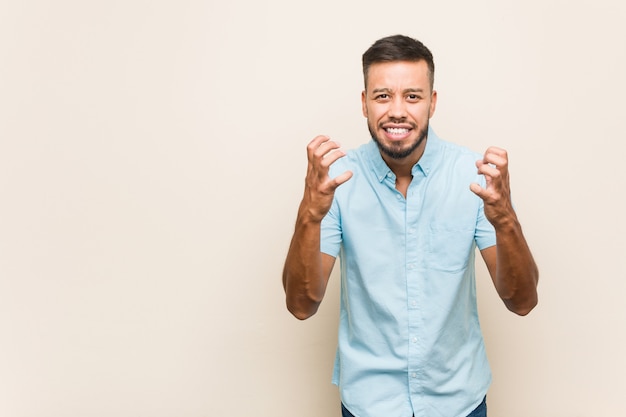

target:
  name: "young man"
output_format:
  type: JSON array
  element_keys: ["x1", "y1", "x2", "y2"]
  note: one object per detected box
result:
[{"x1": 282, "y1": 34, "x2": 538, "y2": 417}]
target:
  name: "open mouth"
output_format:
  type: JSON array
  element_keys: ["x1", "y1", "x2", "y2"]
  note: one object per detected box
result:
[
  {"x1": 384, "y1": 126, "x2": 412, "y2": 140},
  {"x1": 385, "y1": 127, "x2": 410, "y2": 136}
]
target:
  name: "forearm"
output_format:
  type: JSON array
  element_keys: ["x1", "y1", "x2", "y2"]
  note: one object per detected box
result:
[
  {"x1": 493, "y1": 216, "x2": 539, "y2": 315},
  {"x1": 282, "y1": 205, "x2": 329, "y2": 320},
  {"x1": 283, "y1": 135, "x2": 351, "y2": 319}
]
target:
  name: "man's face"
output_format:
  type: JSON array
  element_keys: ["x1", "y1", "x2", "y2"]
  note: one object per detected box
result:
[{"x1": 362, "y1": 60, "x2": 437, "y2": 161}]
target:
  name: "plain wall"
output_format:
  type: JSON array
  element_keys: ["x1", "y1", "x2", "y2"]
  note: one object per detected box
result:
[{"x1": 1, "y1": 0, "x2": 625, "y2": 416}]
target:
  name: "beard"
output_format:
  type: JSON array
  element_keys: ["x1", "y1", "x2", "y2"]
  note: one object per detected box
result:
[{"x1": 368, "y1": 120, "x2": 429, "y2": 160}]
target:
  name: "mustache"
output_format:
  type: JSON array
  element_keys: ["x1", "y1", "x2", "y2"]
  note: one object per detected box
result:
[{"x1": 378, "y1": 119, "x2": 416, "y2": 128}]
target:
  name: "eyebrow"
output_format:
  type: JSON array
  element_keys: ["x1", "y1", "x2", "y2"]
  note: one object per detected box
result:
[{"x1": 371, "y1": 87, "x2": 425, "y2": 94}]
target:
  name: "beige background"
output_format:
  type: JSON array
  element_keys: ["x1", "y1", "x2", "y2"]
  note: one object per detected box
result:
[{"x1": 1, "y1": 0, "x2": 625, "y2": 416}]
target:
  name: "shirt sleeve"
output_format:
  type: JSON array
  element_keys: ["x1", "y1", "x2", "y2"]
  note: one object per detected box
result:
[
  {"x1": 474, "y1": 175, "x2": 497, "y2": 250},
  {"x1": 320, "y1": 197, "x2": 342, "y2": 257}
]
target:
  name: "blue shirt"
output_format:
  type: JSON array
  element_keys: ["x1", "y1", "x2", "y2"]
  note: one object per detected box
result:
[{"x1": 321, "y1": 128, "x2": 496, "y2": 417}]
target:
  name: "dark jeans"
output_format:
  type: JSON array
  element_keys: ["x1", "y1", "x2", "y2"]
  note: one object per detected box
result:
[{"x1": 341, "y1": 396, "x2": 487, "y2": 417}]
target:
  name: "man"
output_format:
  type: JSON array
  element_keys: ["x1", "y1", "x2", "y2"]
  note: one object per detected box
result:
[{"x1": 282, "y1": 34, "x2": 538, "y2": 417}]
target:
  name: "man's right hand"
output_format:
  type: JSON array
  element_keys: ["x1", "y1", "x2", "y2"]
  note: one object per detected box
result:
[
  {"x1": 302, "y1": 135, "x2": 353, "y2": 222},
  {"x1": 283, "y1": 135, "x2": 352, "y2": 319}
]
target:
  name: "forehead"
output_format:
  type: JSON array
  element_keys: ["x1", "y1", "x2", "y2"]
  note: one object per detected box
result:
[{"x1": 366, "y1": 60, "x2": 431, "y2": 92}]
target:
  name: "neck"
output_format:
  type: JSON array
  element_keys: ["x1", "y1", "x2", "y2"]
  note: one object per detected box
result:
[{"x1": 381, "y1": 142, "x2": 425, "y2": 178}]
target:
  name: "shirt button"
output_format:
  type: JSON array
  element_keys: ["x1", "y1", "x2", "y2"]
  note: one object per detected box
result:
[
  {"x1": 412, "y1": 337, "x2": 418, "y2": 344},
  {"x1": 411, "y1": 372, "x2": 417, "y2": 379},
  {"x1": 411, "y1": 300, "x2": 417, "y2": 307}
]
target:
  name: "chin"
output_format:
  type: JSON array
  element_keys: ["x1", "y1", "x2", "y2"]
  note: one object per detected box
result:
[{"x1": 373, "y1": 132, "x2": 427, "y2": 160}]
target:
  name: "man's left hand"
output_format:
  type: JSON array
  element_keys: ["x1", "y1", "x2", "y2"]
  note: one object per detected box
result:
[{"x1": 470, "y1": 146, "x2": 516, "y2": 228}]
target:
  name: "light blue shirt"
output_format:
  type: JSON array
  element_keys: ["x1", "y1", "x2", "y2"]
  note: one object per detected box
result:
[{"x1": 321, "y1": 128, "x2": 496, "y2": 417}]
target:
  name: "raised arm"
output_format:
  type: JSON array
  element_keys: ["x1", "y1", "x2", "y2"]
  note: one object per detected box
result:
[
  {"x1": 282, "y1": 135, "x2": 353, "y2": 320},
  {"x1": 471, "y1": 147, "x2": 539, "y2": 316}
]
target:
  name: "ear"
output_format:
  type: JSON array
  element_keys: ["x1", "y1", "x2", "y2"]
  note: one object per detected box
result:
[
  {"x1": 429, "y1": 90, "x2": 438, "y2": 119},
  {"x1": 361, "y1": 90, "x2": 367, "y2": 118}
]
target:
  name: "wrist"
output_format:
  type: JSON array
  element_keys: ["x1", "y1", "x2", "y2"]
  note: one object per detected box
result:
[
  {"x1": 297, "y1": 202, "x2": 326, "y2": 224},
  {"x1": 492, "y1": 214, "x2": 520, "y2": 232}
]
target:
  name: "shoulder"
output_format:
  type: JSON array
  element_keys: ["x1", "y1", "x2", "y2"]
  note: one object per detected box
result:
[
  {"x1": 436, "y1": 136, "x2": 482, "y2": 162},
  {"x1": 329, "y1": 141, "x2": 373, "y2": 177},
  {"x1": 426, "y1": 133, "x2": 486, "y2": 189}
]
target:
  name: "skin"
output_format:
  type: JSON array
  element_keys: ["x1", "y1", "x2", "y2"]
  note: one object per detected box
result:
[
  {"x1": 282, "y1": 60, "x2": 538, "y2": 320},
  {"x1": 362, "y1": 61, "x2": 436, "y2": 197}
]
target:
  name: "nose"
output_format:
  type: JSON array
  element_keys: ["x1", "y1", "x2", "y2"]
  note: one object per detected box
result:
[{"x1": 387, "y1": 96, "x2": 407, "y2": 120}]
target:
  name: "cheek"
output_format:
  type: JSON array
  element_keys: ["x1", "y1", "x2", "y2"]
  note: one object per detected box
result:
[
  {"x1": 412, "y1": 104, "x2": 432, "y2": 120},
  {"x1": 426, "y1": 101, "x2": 435, "y2": 117},
  {"x1": 365, "y1": 104, "x2": 386, "y2": 120},
  {"x1": 361, "y1": 93, "x2": 368, "y2": 117}
]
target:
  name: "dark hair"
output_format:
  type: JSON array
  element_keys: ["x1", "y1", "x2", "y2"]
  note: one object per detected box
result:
[{"x1": 362, "y1": 34, "x2": 435, "y2": 91}]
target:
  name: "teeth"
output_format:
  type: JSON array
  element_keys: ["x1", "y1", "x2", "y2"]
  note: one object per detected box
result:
[{"x1": 386, "y1": 128, "x2": 408, "y2": 134}]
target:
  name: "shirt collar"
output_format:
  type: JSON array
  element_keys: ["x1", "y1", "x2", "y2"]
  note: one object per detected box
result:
[{"x1": 367, "y1": 126, "x2": 441, "y2": 182}]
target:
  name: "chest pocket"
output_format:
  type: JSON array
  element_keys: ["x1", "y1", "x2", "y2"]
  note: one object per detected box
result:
[{"x1": 427, "y1": 227, "x2": 475, "y2": 273}]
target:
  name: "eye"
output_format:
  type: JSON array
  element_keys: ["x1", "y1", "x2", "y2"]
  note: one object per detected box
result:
[
  {"x1": 375, "y1": 93, "x2": 390, "y2": 101},
  {"x1": 407, "y1": 94, "x2": 421, "y2": 102}
]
